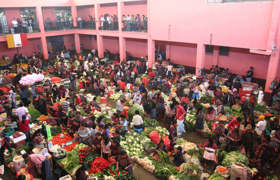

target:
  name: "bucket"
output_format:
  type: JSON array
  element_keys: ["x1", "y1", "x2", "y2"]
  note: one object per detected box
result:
[{"x1": 13, "y1": 155, "x2": 24, "y2": 171}]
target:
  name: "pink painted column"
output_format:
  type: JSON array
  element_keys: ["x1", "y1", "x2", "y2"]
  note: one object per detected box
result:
[
  {"x1": 118, "y1": 1, "x2": 126, "y2": 61},
  {"x1": 166, "y1": 44, "x2": 171, "y2": 60},
  {"x1": 36, "y1": 6, "x2": 48, "y2": 59},
  {"x1": 265, "y1": 50, "x2": 280, "y2": 92},
  {"x1": 148, "y1": 38, "x2": 155, "y2": 68},
  {"x1": 195, "y1": 43, "x2": 205, "y2": 75},
  {"x1": 95, "y1": 3, "x2": 100, "y2": 30},
  {"x1": 213, "y1": 46, "x2": 219, "y2": 66},
  {"x1": 71, "y1": 5, "x2": 78, "y2": 27},
  {"x1": 266, "y1": 0, "x2": 280, "y2": 50},
  {"x1": 117, "y1": 1, "x2": 124, "y2": 32},
  {"x1": 97, "y1": 35, "x2": 104, "y2": 58},
  {"x1": 119, "y1": 37, "x2": 126, "y2": 61},
  {"x1": 74, "y1": 34, "x2": 81, "y2": 54}
]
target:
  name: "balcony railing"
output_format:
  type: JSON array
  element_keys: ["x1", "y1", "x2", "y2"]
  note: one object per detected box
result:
[
  {"x1": 99, "y1": 21, "x2": 119, "y2": 31},
  {"x1": 44, "y1": 21, "x2": 74, "y2": 31},
  {"x1": 0, "y1": 24, "x2": 40, "y2": 35},
  {"x1": 77, "y1": 20, "x2": 96, "y2": 30}
]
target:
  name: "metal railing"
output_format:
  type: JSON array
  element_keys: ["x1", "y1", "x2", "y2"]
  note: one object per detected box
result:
[
  {"x1": 44, "y1": 21, "x2": 74, "y2": 31},
  {"x1": 0, "y1": 24, "x2": 40, "y2": 35}
]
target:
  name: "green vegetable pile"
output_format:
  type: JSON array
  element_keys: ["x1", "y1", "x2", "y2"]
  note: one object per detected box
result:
[
  {"x1": 60, "y1": 150, "x2": 81, "y2": 173},
  {"x1": 109, "y1": 93, "x2": 122, "y2": 101},
  {"x1": 221, "y1": 151, "x2": 248, "y2": 167},
  {"x1": 144, "y1": 117, "x2": 159, "y2": 127},
  {"x1": 127, "y1": 104, "x2": 144, "y2": 121},
  {"x1": 28, "y1": 107, "x2": 42, "y2": 122},
  {"x1": 180, "y1": 161, "x2": 201, "y2": 177},
  {"x1": 120, "y1": 132, "x2": 145, "y2": 156},
  {"x1": 153, "y1": 162, "x2": 178, "y2": 180},
  {"x1": 208, "y1": 173, "x2": 226, "y2": 180},
  {"x1": 154, "y1": 126, "x2": 169, "y2": 137}
]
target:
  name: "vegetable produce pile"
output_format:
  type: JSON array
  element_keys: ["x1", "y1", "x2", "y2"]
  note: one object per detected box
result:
[
  {"x1": 127, "y1": 104, "x2": 144, "y2": 121},
  {"x1": 120, "y1": 132, "x2": 145, "y2": 156},
  {"x1": 155, "y1": 126, "x2": 169, "y2": 137},
  {"x1": 63, "y1": 142, "x2": 79, "y2": 152},
  {"x1": 88, "y1": 157, "x2": 113, "y2": 174},
  {"x1": 78, "y1": 146, "x2": 91, "y2": 164},
  {"x1": 131, "y1": 156, "x2": 155, "y2": 173},
  {"x1": 28, "y1": 107, "x2": 42, "y2": 122},
  {"x1": 153, "y1": 161, "x2": 179, "y2": 180},
  {"x1": 50, "y1": 133, "x2": 73, "y2": 146},
  {"x1": 221, "y1": 151, "x2": 248, "y2": 167},
  {"x1": 109, "y1": 93, "x2": 122, "y2": 101},
  {"x1": 144, "y1": 117, "x2": 159, "y2": 127},
  {"x1": 208, "y1": 173, "x2": 226, "y2": 180},
  {"x1": 60, "y1": 150, "x2": 80, "y2": 173},
  {"x1": 179, "y1": 161, "x2": 201, "y2": 177}
]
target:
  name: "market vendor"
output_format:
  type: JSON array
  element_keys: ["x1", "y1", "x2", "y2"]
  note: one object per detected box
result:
[
  {"x1": 173, "y1": 146, "x2": 184, "y2": 167},
  {"x1": 92, "y1": 132, "x2": 102, "y2": 154},
  {"x1": 23, "y1": 153, "x2": 46, "y2": 177},
  {"x1": 76, "y1": 123, "x2": 92, "y2": 146},
  {"x1": 116, "y1": 151, "x2": 133, "y2": 175},
  {"x1": 131, "y1": 110, "x2": 144, "y2": 133},
  {"x1": 111, "y1": 139, "x2": 122, "y2": 158}
]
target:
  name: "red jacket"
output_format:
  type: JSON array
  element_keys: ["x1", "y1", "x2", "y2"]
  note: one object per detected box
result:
[{"x1": 19, "y1": 119, "x2": 30, "y2": 133}]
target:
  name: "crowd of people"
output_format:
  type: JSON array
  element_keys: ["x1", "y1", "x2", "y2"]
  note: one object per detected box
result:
[
  {"x1": 0, "y1": 48, "x2": 280, "y2": 179},
  {"x1": 77, "y1": 15, "x2": 96, "y2": 29},
  {"x1": 44, "y1": 13, "x2": 73, "y2": 31},
  {"x1": 122, "y1": 14, "x2": 147, "y2": 32},
  {"x1": 99, "y1": 14, "x2": 118, "y2": 31}
]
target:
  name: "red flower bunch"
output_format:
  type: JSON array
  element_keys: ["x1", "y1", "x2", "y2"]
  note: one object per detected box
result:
[
  {"x1": 64, "y1": 142, "x2": 79, "y2": 152},
  {"x1": 78, "y1": 147, "x2": 91, "y2": 163},
  {"x1": 88, "y1": 157, "x2": 113, "y2": 174},
  {"x1": 51, "y1": 133, "x2": 73, "y2": 145}
]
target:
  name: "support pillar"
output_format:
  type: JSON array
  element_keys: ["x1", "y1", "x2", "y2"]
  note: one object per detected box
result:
[
  {"x1": 213, "y1": 46, "x2": 219, "y2": 66},
  {"x1": 117, "y1": 1, "x2": 124, "y2": 32},
  {"x1": 74, "y1": 34, "x2": 81, "y2": 54},
  {"x1": 265, "y1": 51, "x2": 280, "y2": 92},
  {"x1": 95, "y1": 3, "x2": 100, "y2": 30},
  {"x1": 148, "y1": 38, "x2": 155, "y2": 69},
  {"x1": 41, "y1": 36, "x2": 48, "y2": 60},
  {"x1": 71, "y1": 5, "x2": 78, "y2": 27},
  {"x1": 119, "y1": 37, "x2": 126, "y2": 61},
  {"x1": 195, "y1": 43, "x2": 206, "y2": 75},
  {"x1": 97, "y1": 35, "x2": 104, "y2": 58},
  {"x1": 166, "y1": 44, "x2": 171, "y2": 60},
  {"x1": 36, "y1": 6, "x2": 48, "y2": 59}
]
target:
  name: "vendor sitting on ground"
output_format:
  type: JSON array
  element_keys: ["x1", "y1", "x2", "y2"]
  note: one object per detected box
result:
[
  {"x1": 156, "y1": 139, "x2": 168, "y2": 153},
  {"x1": 76, "y1": 123, "x2": 92, "y2": 146},
  {"x1": 173, "y1": 146, "x2": 184, "y2": 167},
  {"x1": 130, "y1": 110, "x2": 144, "y2": 133},
  {"x1": 116, "y1": 151, "x2": 133, "y2": 175}
]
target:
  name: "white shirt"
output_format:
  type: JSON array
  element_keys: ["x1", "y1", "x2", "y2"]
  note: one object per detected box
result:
[
  {"x1": 116, "y1": 100, "x2": 123, "y2": 112},
  {"x1": 131, "y1": 115, "x2": 143, "y2": 127},
  {"x1": 256, "y1": 120, "x2": 267, "y2": 135},
  {"x1": 12, "y1": 20, "x2": 18, "y2": 28},
  {"x1": 16, "y1": 106, "x2": 29, "y2": 121}
]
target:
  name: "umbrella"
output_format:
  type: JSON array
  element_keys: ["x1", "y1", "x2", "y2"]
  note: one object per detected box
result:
[{"x1": 51, "y1": 77, "x2": 63, "y2": 83}]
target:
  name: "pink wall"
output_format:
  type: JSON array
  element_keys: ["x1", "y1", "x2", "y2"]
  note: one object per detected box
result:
[
  {"x1": 0, "y1": 38, "x2": 41, "y2": 58},
  {"x1": 99, "y1": 4, "x2": 117, "y2": 16},
  {"x1": 80, "y1": 35, "x2": 97, "y2": 50},
  {"x1": 42, "y1": 8, "x2": 57, "y2": 28},
  {"x1": 126, "y1": 39, "x2": 147, "y2": 58},
  {"x1": 103, "y1": 37, "x2": 119, "y2": 53},
  {"x1": 150, "y1": 0, "x2": 273, "y2": 50},
  {"x1": 123, "y1": 2, "x2": 147, "y2": 16},
  {"x1": 77, "y1": 5, "x2": 94, "y2": 20},
  {"x1": 5, "y1": 8, "x2": 22, "y2": 29},
  {"x1": 63, "y1": 35, "x2": 74, "y2": 50},
  {"x1": 168, "y1": 43, "x2": 197, "y2": 67},
  {"x1": 205, "y1": 48, "x2": 269, "y2": 80}
]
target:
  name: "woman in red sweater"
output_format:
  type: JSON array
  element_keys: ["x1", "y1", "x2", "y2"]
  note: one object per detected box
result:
[{"x1": 18, "y1": 115, "x2": 30, "y2": 142}]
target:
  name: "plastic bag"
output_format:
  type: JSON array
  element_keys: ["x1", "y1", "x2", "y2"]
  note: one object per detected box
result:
[{"x1": 149, "y1": 130, "x2": 161, "y2": 144}]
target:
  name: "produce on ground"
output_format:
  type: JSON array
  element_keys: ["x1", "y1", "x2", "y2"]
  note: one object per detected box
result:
[
  {"x1": 27, "y1": 107, "x2": 42, "y2": 122},
  {"x1": 60, "y1": 150, "x2": 80, "y2": 173},
  {"x1": 208, "y1": 173, "x2": 226, "y2": 180},
  {"x1": 120, "y1": 132, "x2": 145, "y2": 157},
  {"x1": 221, "y1": 151, "x2": 248, "y2": 167}
]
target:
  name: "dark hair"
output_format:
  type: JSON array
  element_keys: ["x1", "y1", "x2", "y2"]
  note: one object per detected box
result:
[
  {"x1": 237, "y1": 117, "x2": 242, "y2": 122},
  {"x1": 96, "y1": 132, "x2": 101, "y2": 137},
  {"x1": 135, "y1": 110, "x2": 140, "y2": 115},
  {"x1": 22, "y1": 115, "x2": 26, "y2": 124},
  {"x1": 17, "y1": 175, "x2": 26, "y2": 180},
  {"x1": 177, "y1": 146, "x2": 182, "y2": 152}
]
